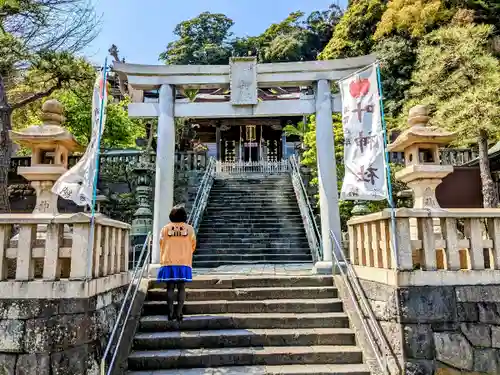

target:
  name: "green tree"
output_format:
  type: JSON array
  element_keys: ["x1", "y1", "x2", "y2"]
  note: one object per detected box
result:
[
  {"x1": 374, "y1": 36, "x2": 417, "y2": 119},
  {"x1": 375, "y1": 0, "x2": 500, "y2": 39},
  {"x1": 375, "y1": 0, "x2": 452, "y2": 39},
  {"x1": 159, "y1": 12, "x2": 234, "y2": 65},
  {"x1": 305, "y1": 5, "x2": 343, "y2": 58},
  {"x1": 0, "y1": 0, "x2": 98, "y2": 211},
  {"x1": 402, "y1": 23, "x2": 500, "y2": 207},
  {"x1": 298, "y1": 114, "x2": 356, "y2": 228},
  {"x1": 319, "y1": 0, "x2": 386, "y2": 60},
  {"x1": 54, "y1": 77, "x2": 145, "y2": 149}
]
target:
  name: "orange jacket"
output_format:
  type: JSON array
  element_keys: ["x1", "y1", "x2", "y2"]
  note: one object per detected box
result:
[{"x1": 159, "y1": 222, "x2": 197, "y2": 267}]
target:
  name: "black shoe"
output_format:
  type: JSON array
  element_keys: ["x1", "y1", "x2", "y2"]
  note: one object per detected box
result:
[
  {"x1": 167, "y1": 306, "x2": 175, "y2": 321},
  {"x1": 174, "y1": 306, "x2": 183, "y2": 322},
  {"x1": 176, "y1": 312, "x2": 183, "y2": 322}
]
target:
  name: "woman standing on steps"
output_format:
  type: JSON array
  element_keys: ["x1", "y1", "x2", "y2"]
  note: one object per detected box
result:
[{"x1": 158, "y1": 204, "x2": 197, "y2": 322}]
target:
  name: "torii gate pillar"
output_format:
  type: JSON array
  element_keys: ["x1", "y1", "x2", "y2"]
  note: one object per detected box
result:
[
  {"x1": 314, "y1": 79, "x2": 343, "y2": 274},
  {"x1": 152, "y1": 84, "x2": 175, "y2": 264}
]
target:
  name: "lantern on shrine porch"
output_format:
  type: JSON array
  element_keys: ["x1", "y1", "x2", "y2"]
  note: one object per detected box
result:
[{"x1": 388, "y1": 104, "x2": 457, "y2": 209}]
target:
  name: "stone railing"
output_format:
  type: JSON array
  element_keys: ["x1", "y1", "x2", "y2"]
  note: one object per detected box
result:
[
  {"x1": 10, "y1": 150, "x2": 209, "y2": 174},
  {"x1": 0, "y1": 212, "x2": 130, "y2": 283},
  {"x1": 343, "y1": 208, "x2": 500, "y2": 375},
  {"x1": 347, "y1": 208, "x2": 500, "y2": 284}
]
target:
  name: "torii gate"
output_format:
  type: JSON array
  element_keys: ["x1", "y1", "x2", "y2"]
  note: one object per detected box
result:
[{"x1": 113, "y1": 54, "x2": 376, "y2": 273}]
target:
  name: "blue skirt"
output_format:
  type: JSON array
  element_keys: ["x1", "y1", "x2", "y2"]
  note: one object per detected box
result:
[{"x1": 157, "y1": 265, "x2": 193, "y2": 282}]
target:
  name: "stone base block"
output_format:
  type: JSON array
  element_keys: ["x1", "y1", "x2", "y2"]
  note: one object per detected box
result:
[
  {"x1": 313, "y1": 261, "x2": 335, "y2": 275},
  {"x1": 148, "y1": 264, "x2": 161, "y2": 278},
  {"x1": 0, "y1": 282, "x2": 130, "y2": 375}
]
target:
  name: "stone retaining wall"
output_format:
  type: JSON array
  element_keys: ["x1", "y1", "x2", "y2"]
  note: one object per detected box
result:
[
  {"x1": 0, "y1": 285, "x2": 127, "y2": 375},
  {"x1": 337, "y1": 277, "x2": 500, "y2": 375}
]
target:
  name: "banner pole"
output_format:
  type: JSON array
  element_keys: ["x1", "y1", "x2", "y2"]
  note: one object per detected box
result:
[
  {"x1": 375, "y1": 62, "x2": 399, "y2": 269},
  {"x1": 86, "y1": 57, "x2": 109, "y2": 279}
]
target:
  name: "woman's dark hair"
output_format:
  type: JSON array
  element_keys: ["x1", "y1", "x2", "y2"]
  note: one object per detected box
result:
[{"x1": 169, "y1": 204, "x2": 187, "y2": 223}]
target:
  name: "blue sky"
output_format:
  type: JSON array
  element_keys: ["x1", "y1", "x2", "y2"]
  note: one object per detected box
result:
[{"x1": 84, "y1": 0, "x2": 345, "y2": 65}]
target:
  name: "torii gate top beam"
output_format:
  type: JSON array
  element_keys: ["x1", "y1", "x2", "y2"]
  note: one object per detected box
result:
[{"x1": 113, "y1": 55, "x2": 377, "y2": 91}]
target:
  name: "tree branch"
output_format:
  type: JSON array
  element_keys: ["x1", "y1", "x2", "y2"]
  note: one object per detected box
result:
[{"x1": 11, "y1": 80, "x2": 61, "y2": 110}]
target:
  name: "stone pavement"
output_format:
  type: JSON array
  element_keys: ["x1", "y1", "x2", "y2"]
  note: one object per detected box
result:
[{"x1": 192, "y1": 263, "x2": 315, "y2": 277}]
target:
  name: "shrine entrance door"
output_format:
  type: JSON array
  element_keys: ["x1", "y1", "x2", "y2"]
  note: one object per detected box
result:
[{"x1": 242, "y1": 125, "x2": 259, "y2": 162}]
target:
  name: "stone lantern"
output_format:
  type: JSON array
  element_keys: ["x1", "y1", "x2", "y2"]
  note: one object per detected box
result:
[
  {"x1": 10, "y1": 99, "x2": 82, "y2": 214},
  {"x1": 388, "y1": 105, "x2": 456, "y2": 209}
]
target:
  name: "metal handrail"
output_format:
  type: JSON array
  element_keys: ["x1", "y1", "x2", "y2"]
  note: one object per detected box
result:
[
  {"x1": 289, "y1": 155, "x2": 323, "y2": 261},
  {"x1": 329, "y1": 229, "x2": 395, "y2": 375},
  {"x1": 100, "y1": 232, "x2": 152, "y2": 375},
  {"x1": 188, "y1": 157, "x2": 215, "y2": 232},
  {"x1": 100, "y1": 158, "x2": 214, "y2": 375}
]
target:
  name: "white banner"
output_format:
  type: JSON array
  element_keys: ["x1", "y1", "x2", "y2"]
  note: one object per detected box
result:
[
  {"x1": 52, "y1": 69, "x2": 108, "y2": 206},
  {"x1": 339, "y1": 64, "x2": 388, "y2": 201}
]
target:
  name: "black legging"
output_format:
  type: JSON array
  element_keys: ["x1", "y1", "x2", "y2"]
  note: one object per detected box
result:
[{"x1": 166, "y1": 281, "x2": 186, "y2": 319}]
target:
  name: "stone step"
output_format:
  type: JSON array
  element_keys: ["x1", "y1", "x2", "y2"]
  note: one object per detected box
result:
[
  {"x1": 192, "y1": 260, "x2": 309, "y2": 267},
  {"x1": 142, "y1": 298, "x2": 343, "y2": 315},
  {"x1": 192, "y1": 253, "x2": 312, "y2": 262},
  {"x1": 206, "y1": 205, "x2": 299, "y2": 210},
  {"x1": 128, "y1": 346, "x2": 363, "y2": 370},
  {"x1": 195, "y1": 246, "x2": 310, "y2": 252},
  {"x1": 138, "y1": 311, "x2": 348, "y2": 333},
  {"x1": 146, "y1": 286, "x2": 336, "y2": 302},
  {"x1": 200, "y1": 218, "x2": 304, "y2": 223},
  {"x1": 205, "y1": 209, "x2": 300, "y2": 214},
  {"x1": 203, "y1": 214, "x2": 300, "y2": 219},
  {"x1": 209, "y1": 190, "x2": 295, "y2": 195},
  {"x1": 198, "y1": 224, "x2": 305, "y2": 229},
  {"x1": 211, "y1": 183, "x2": 294, "y2": 187},
  {"x1": 199, "y1": 217, "x2": 302, "y2": 223},
  {"x1": 197, "y1": 229, "x2": 306, "y2": 235},
  {"x1": 194, "y1": 247, "x2": 310, "y2": 254},
  {"x1": 127, "y1": 363, "x2": 370, "y2": 375},
  {"x1": 150, "y1": 276, "x2": 333, "y2": 289},
  {"x1": 208, "y1": 197, "x2": 298, "y2": 202},
  {"x1": 133, "y1": 328, "x2": 356, "y2": 350},
  {"x1": 202, "y1": 210, "x2": 299, "y2": 216},
  {"x1": 210, "y1": 194, "x2": 296, "y2": 198},
  {"x1": 198, "y1": 239, "x2": 308, "y2": 248},
  {"x1": 207, "y1": 203, "x2": 299, "y2": 209},
  {"x1": 139, "y1": 312, "x2": 350, "y2": 332},
  {"x1": 209, "y1": 199, "x2": 297, "y2": 203},
  {"x1": 210, "y1": 187, "x2": 295, "y2": 191},
  {"x1": 198, "y1": 225, "x2": 305, "y2": 231},
  {"x1": 208, "y1": 200, "x2": 298, "y2": 205}
]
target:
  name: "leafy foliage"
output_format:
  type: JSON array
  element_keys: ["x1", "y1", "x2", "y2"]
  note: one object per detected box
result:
[
  {"x1": 98, "y1": 159, "x2": 136, "y2": 224},
  {"x1": 319, "y1": 0, "x2": 385, "y2": 59},
  {"x1": 400, "y1": 23, "x2": 500, "y2": 207},
  {"x1": 159, "y1": 12, "x2": 234, "y2": 65},
  {"x1": 0, "y1": 0, "x2": 99, "y2": 212},
  {"x1": 400, "y1": 24, "x2": 500, "y2": 139},
  {"x1": 53, "y1": 71, "x2": 145, "y2": 148},
  {"x1": 374, "y1": 0, "x2": 452, "y2": 39},
  {"x1": 374, "y1": 36, "x2": 417, "y2": 120},
  {"x1": 160, "y1": 6, "x2": 343, "y2": 64}
]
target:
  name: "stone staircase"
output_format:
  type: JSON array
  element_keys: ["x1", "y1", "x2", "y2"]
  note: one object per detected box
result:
[
  {"x1": 127, "y1": 275, "x2": 370, "y2": 374},
  {"x1": 194, "y1": 176, "x2": 312, "y2": 268}
]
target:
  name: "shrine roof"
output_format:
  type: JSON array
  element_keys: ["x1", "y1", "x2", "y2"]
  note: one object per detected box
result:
[{"x1": 143, "y1": 86, "x2": 307, "y2": 103}]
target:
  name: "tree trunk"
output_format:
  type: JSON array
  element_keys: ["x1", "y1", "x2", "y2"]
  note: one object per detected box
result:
[
  {"x1": 478, "y1": 130, "x2": 498, "y2": 208},
  {"x1": 0, "y1": 74, "x2": 12, "y2": 213}
]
